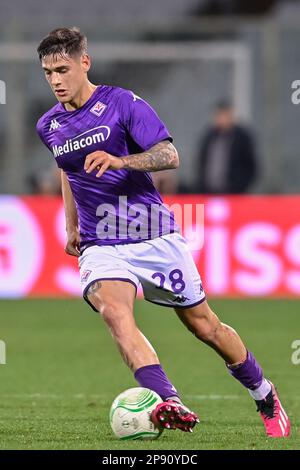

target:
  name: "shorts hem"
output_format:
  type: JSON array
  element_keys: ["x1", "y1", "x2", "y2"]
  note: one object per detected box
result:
[
  {"x1": 83, "y1": 277, "x2": 138, "y2": 313},
  {"x1": 145, "y1": 296, "x2": 206, "y2": 309}
]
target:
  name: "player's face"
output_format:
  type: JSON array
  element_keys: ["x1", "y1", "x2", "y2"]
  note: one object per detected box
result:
[
  {"x1": 214, "y1": 109, "x2": 234, "y2": 131},
  {"x1": 42, "y1": 54, "x2": 91, "y2": 104}
]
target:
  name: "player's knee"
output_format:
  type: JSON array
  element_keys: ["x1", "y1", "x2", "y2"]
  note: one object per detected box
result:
[
  {"x1": 99, "y1": 301, "x2": 131, "y2": 335},
  {"x1": 87, "y1": 290, "x2": 123, "y2": 321},
  {"x1": 195, "y1": 321, "x2": 220, "y2": 343},
  {"x1": 99, "y1": 301, "x2": 121, "y2": 324},
  {"x1": 191, "y1": 311, "x2": 222, "y2": 344}
]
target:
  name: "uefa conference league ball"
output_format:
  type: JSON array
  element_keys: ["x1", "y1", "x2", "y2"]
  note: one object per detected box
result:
[{"x1": 109, "y1": 387, "x2": 163, "y2": 440}]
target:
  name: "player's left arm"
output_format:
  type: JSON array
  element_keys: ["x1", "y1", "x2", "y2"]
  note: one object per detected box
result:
[
  {"x1": 121, "y1": 140, "x2": 179, "y2": 172},
  {"x1": 84, "y1": 140, "x2": 179, "y2": 178}
]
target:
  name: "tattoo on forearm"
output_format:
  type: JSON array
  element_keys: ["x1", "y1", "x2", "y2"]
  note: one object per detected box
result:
[
  {"x1": 121, "y1": 141, "x2": 179, "y2": 172},
  {"x1": 87, "y1": 281, "x2": 102, "y2": 295}
]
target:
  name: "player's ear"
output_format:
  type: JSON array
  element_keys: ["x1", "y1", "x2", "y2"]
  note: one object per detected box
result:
[{"x1": 81, "y1": 54, "x2": 91, "y2": 73}]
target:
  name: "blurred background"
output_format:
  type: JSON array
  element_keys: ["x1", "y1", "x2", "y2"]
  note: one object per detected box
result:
[
  {"x1": 1, "y1": 0, "x2": 300, "y2": 195},
  {"x1": 1, "y1": 0, "x2": 300, "y2": 299}
]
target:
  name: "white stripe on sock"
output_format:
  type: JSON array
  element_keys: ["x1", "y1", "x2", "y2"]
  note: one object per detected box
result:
[{"x1": 248, "y1": 378, "x2": 272, "y2": 401}]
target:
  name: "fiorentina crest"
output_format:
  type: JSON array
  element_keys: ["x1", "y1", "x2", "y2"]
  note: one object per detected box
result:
[
  {"x1": 90, "y1": 101, "x2": 107, "y2": 117},
  {"x1": 81, "y1": 269, "x2": 92, "y2": 283}
]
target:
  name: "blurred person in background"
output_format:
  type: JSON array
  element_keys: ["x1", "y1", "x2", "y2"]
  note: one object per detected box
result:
[
  {"x1": 151, "y1": 169, "x2": 178, "y2": 194},
  {"x1": 29, "y1": 164, "x2": 61, "y2": 195},
  {"x1": 196, "y1": 101, "x2": 258, "y2": 194}
]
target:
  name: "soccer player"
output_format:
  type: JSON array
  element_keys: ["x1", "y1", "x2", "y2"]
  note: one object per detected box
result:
[{"x1": 36, "y1": 27, "x2": 290, "y2": 437}]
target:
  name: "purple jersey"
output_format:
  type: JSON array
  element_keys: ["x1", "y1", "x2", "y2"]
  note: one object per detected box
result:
[{"x1": 36, "y1": 86, "x2": 179, "y2": 249}]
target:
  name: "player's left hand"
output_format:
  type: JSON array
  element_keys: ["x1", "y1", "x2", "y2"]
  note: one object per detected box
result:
[{"x1": 84, "y1": 151, "x2": 125, "y2": 177}]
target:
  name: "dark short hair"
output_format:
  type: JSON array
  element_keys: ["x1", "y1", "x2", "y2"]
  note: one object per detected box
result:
[
  {"x1": 215, "y1": 100, "x2": 232, "y2": 112},
  {"x1": 37, "y1": 27, "x2": 87, "y2": 61}
]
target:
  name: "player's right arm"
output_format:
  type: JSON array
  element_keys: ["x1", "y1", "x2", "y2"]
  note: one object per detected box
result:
[
  {"x1": 36, "y1": 117, "x2": 80, "y2": 256},
  {"x1": 61, "y1": 170, "x2": 81, "y2": 257}
]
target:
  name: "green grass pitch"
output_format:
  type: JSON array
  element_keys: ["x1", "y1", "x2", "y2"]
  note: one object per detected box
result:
[{"x1": 0, "y1": 298, "x2": 299, "y2": 450}]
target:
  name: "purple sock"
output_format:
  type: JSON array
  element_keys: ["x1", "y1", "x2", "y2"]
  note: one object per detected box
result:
[
  {"x1": 226, "y1": 350, "x2": 263, "y2": 390},
  {"x1": 134, "y1": 364, "x2": 180, "y2": 401}
]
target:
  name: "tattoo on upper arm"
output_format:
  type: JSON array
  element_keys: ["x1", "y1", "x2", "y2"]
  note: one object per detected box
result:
[
  {"x1": 121, "y1": 141, "x2": 179, "y2": 172},
  {"x1": 87, "y1": 281, "x2": 102, "y2": 296}
]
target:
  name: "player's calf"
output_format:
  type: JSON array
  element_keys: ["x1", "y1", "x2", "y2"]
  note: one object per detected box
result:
[{"x1": 176, "y1": 302, "x2": 247, "y2": 365}]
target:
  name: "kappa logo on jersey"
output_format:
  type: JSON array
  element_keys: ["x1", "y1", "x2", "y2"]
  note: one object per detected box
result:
[
  {"x1": 90, "y1": 101, "x2": 107, "y2": 117},
  {"x1": 174, "y1": 295, "x2": 190, "y2": 304},
  {"x1": 130, "y1": 91, "x2": 142, "y2": 102},
  {"x1": 49, "y1": 119, "x2": 61, "y2": 131}
]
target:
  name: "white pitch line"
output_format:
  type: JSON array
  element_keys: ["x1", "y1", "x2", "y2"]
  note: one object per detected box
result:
[
  {"x1": 186, "y1": 395, "x2": 240, "y2": 400},
  {"x1": 0, "y1": 393, "x2": 241, "y2": 400},
  {"x1": 0, "y1": 394, "x2": 88, "y2": 399}
]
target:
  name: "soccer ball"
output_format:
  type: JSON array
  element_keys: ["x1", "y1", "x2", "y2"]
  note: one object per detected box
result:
[{"x1": 109, "y1": 387, "x2": 163, "y2": 440}]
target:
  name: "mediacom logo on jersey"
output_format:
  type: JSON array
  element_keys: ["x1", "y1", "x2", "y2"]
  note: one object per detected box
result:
[{"x1": 51, "y1": 125, "x2": 111, "y2": 157}]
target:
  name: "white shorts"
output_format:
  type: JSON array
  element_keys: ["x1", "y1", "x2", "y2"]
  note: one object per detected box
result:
[{"x1": 78, "y1": 233, "x2": 206, "y2": 311}]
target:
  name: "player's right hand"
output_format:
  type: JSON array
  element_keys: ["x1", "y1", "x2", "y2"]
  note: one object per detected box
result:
[{"x1": 65, "y1": 228, "x2": 81, "y2": 257}]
